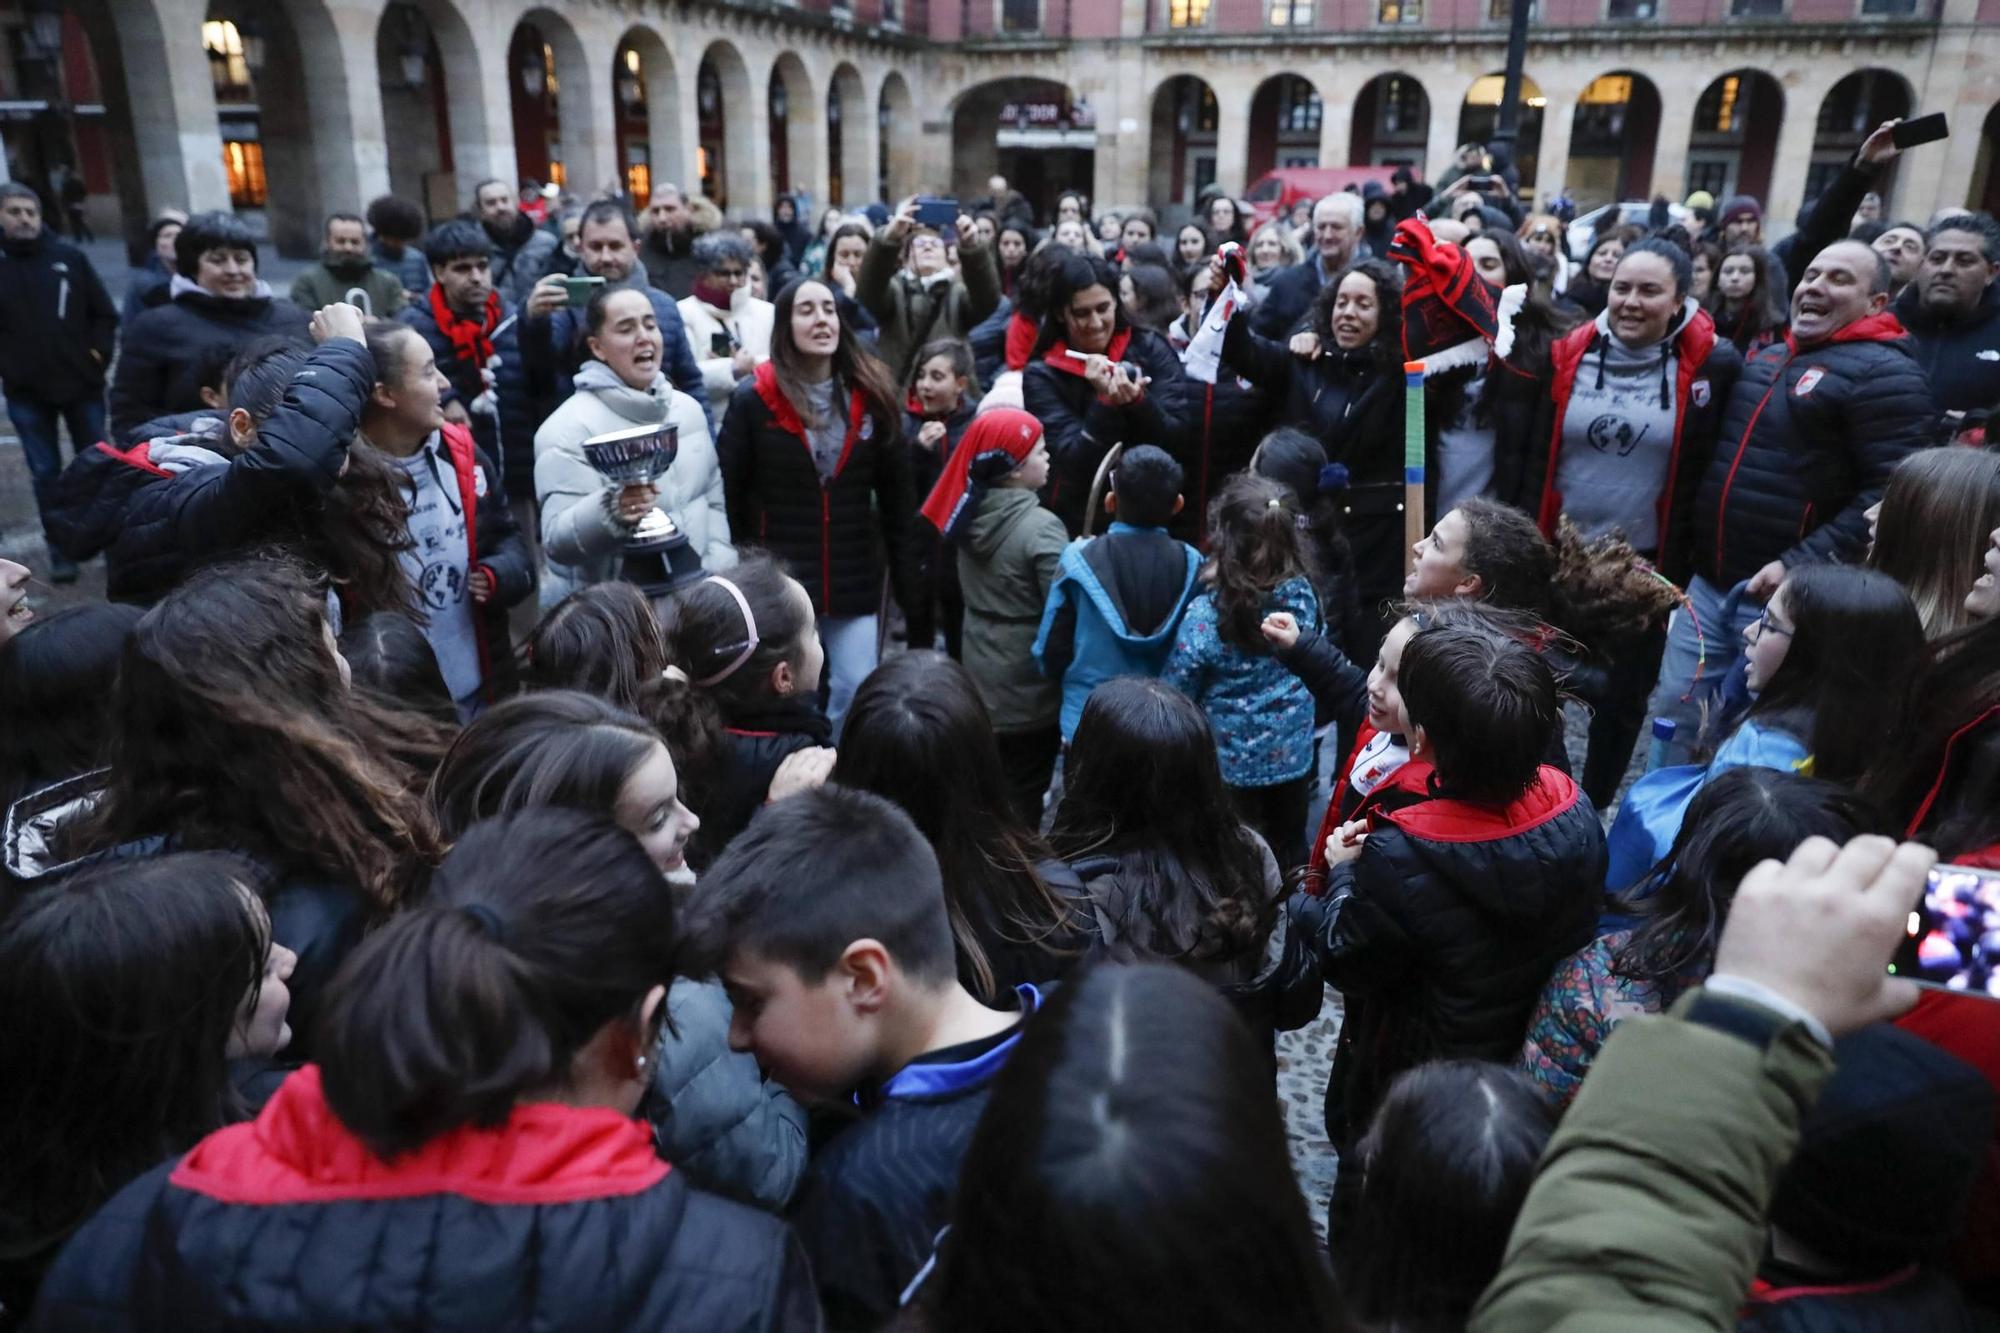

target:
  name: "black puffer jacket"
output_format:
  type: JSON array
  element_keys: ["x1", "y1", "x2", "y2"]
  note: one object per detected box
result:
[
  {"x1": 0, "y1": 231, "x2": 117, "y2": 403},
  {"x1": 45, "y1": 340, "x2": 374, "y2": 603},
  {"x1": 1220, "y1": 313, "x2": 1408, "y2": 604},
  {"x1": 717, "y1": 363, "x2": 914, "y2": 618},
  {"x1": 1173, "y1": 359, "x2": 1273, "y2": 546},
  {"x1": 1893, "y1": 281, "x2": 2000, "y2": 421},
  {"x1": 108, "y1": 283, "x2": 311, "y2": 438},
  {"x1": 28, "y1": 1067, "x2": 817, "y2": 1333},
  {"x1": 1694, "y1": 312, "x2": 1935, "y2": 588},
  {"x1": 1291, "y1": 763, "x2": 1604, "y2": 1143},
  {"x1": 398, "y1": 297, "x2": 542, "y2": 499},
  {"x1": 1021, "y1": 328, "x2": 1189, "y2": 534},
  {"x1": 687, "y1": 700, "x2": 833, "y2": 871}
]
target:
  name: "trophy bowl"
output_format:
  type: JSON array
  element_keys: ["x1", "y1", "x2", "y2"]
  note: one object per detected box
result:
[
  {"x1": 581, "y1": 422, "x2": 679, "y2": 487},
  {"x1": 580, "y1": 422, "x2": 701, "y2": 594}
]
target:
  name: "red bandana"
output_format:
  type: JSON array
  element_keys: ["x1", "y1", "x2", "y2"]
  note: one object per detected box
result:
[{"x1": 919, "y1": 407, "x2": 1044, "y2": 541}]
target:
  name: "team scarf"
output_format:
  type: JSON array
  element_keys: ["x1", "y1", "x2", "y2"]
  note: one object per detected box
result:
[
  {"x1": 429, "y1": 282, "x2": 503, "y2": 368},
  {"x1": 919, "y1": 407, "x2": 1043, "y2": 542}
]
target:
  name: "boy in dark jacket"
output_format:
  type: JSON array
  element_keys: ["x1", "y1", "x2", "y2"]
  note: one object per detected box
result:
[
  {"x1": 687, "y1": 785, "x2": 1042, "y2": 1332},
  {"x1": 1034, "y1": 444, "x2": 1202, "y2": 744},
  {"x1": 1291, "y1": 618, "x2": 1603, "y2": 1234}
]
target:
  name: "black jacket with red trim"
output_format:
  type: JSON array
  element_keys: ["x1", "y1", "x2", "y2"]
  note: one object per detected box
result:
[
  {"x1": 28, "y1": 1066, "x2": 819, "y2": 1333},
  {"x1": 1290, "y1": 763, "x2": 1605, "y2": 1143},
  {"x1": 717, "y1": 362, "x2": 914, "y2": 619},
  {"x1": 1020, "y1": 328, "x2": 1188, "y2": 534},
  {"x1": 1693, "y1": 311, "x2": 1934, "y2": 588},
  {"x1": 687, "y1": 699, "x2": 833, "y2": 872},
  {"x1": 1736, "y1": 1264, "x2": 1981, "y2": 1333},
  {"x1": 1524, "y1": 304, "x2": 1742, "y2": 580},
  {"x1": 44, "y1": 340, "x2": 374, "y2": 603}
]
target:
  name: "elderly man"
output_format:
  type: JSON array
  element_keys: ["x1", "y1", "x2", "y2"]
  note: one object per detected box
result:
[{"x1": 1252, "y1": 192, "x2": 1365, "y2": 338}]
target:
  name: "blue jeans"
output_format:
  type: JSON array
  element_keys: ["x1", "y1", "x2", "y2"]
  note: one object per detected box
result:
[
  {"x1": 9, "y1": 392, "x2": 105, "y2": 541},
  {"x1": 1644, "y1": 575, "x2": 1760, "y2": 767},
  {"x1": 818, "y1": 613, "x2": 879, "y2": 738}
]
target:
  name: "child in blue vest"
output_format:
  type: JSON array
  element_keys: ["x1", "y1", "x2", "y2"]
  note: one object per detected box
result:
[{"x1": 1033, "y1": 445, "x2": 1202, "y2": 744}]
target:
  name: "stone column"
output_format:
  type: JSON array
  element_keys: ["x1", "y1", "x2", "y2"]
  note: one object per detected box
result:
[
  {"x1": 1425, "y1": 69, "x2": 1468, "y2": 189},
  {"x1": 1766, "y1": 73, "x2": 1830, "y2": 243},
  {"x1": 1649, "y1": 71, "x2": 1701, "y2": 207},
  {"x1": 555, "y1": 11, "x2": 619, "y2": 200},
  {"x1": 96, "y1": 0, "x2": 232, "y2": 219},
  {"x1": 1530, "y1": 84, "x2": 1577, "y2": 209},
  {"x1": 426, "y1": 3, "x2": 515, "y2": 213},
  {"x1": 1213, "y1": 70, "x2": 1252, "y2": 198}
]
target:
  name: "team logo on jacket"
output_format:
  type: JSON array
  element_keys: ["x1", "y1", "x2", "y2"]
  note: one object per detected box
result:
[
  {"x1": 1794, "y1": 368, "x2": 1824, "y2": 398},
  {"x1": 473, "y1": 465, "x2": 488, "y2": 499},
  {"x1": 1691, "y1": 379, "x2": 1710, "y2": 408},
  {"x1": 859, "y1": 416, "x2": 875, "y2": 442}
]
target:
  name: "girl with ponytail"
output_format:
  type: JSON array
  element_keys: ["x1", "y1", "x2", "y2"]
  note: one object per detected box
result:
[{"x1": 31, "y1": 808, "x2": 817, "y2": 1330}]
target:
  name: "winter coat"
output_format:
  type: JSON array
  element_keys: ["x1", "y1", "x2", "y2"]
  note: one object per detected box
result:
[
  {"x1": 0, "y1": 231, "x2": 117, "y2": 403},
  {"x1": 1769, "y1": 158, "x2": 1877, "y2": 289},
  {"x1": 1251, "y1": 254, "x2": 1337, "y2": 340},
  {"x1": 288, "y1": 260, "x2": 405, "y2": 317},
  {"x1": 47, "y1": 340, "x2": 374, "y2": 602},
  {"x1": 1526, "y1": 301, "x2": 1743, "y2": 579},
  {"x1": 1032, "y1": 523, "x2": 1202, "y2": 740},
  {"x1": 957, "y1": 487, "x2": 1068, "y2": 733},
  {"x1": 1021, "y1": 328, "x2": 1188, "y2": 534},
  {"x1": 687, "y1": 700, "x2": 833, "y2": 871},
  {"x1": 677, "y1": 290, "x2": 776, "y2": 407},
  {"x1": 370, "y1": 238, "x2": 431, "y2": 301},
  {"x1": 903, "y1": 399, "x2": 977, "y2": 645},
  {"x1": 2, "y1": 773, "x2": 372, "y2": 1066},
  {"x1": 1893, "y1": 281, "x2": 2000, "y2": 421},
  {"x1": 119, "y1": 259, "x2": 170, "y2": 327},
  {"x1": 1469, "y1": 989, "x2": 1837, "y2": 1333},
  {"x1": 856, "y1": 233, "x2": 1002, "y2": 383},
  {"x1": 1072, "y1": 834, "x2": 1321, "y2": 1055},
  {"x1": 533, "y1": 361, "x2": 731, "y2": 609},
  {"x1": 1518, "y1": 929, "x2": 1705, "y2": 1110},
  {"x1": 1603, "y1": 718, "x2": 1808, "y2": 892},
  {"x1": 1163, "y1": 576, "x2": 1322, "y2": 789},
  {"x1": 522, "y1": 272, "x2": 711, "y2": 427},
  {"x1": 717, "y1": 363, "x2": 914, "y2": 619},
  {"x1": 1694, "y1": 312, "x2": 1935, "y2": 588},
  {"x1": 1292, "y1": 762, "x2": 1605, "y2": 1143},
  {"x1": 1738, "y1": 1265, "x2": 1983, "y2": 1332},
  {"x1": 642, "y1": 227, "x2": 699, "y2": 300},
  {"x1": 486, "y1": 212, "x2": 562, "y2": 309},
  {"x1": 29, "y1": 1066, "x2": 819, "y2": 1333},
  {"x1": 644, "y1": 977, "x2": 807, "y2": 1212},
  {"x1": 108, "y1": 279, "x2": 312, "y2": 438},
  {"x1": 398, "y1": 296, "x2": 541, "y2": 499},
  {"x1": 1220, "y1": 314, "x2": 1409, "y2": 603},
  {"x1": 967, "y1": 296, "x2": 1013, "y2": 388}
]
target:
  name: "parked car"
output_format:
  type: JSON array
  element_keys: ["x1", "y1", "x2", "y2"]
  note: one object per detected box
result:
[
  {"x1": 1244, "y1": 166, "x2": 1400, "y2": 226},
  {"x1": 1566, "y1": 200, "x2": 1691, "y2": 262}
]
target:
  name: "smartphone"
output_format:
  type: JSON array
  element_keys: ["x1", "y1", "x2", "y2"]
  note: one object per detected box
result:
[
  {"x1": 1888, "y1": 862, "x2": 2000, "y2": 999},
  {"x1": 914, "y1": 196, "x2": 959, "y2": 229},
  {"x1": 710, "y1": 331, "x2": 734, "y2": 358},
  {"x1": 1891, "y1": 113, "x2": 1949, "y2": 150},
  {"x1": 562, "y1": 275, "x2": 607, "y2": 307}
]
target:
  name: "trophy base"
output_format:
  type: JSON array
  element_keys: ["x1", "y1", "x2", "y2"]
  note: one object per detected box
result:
[{"x1": 621, "y1": 526, "x2": 704, "y2": 597}]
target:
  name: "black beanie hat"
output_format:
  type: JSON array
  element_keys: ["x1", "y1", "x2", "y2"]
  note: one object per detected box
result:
[{"x1": 1769, "y1": 1024, "x2": 1994, "y2": 1275}]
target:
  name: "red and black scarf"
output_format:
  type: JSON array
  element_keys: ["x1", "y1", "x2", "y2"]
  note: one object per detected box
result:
[{"x1": 430, "y1": 282, "x2": 503, "y2": 368}]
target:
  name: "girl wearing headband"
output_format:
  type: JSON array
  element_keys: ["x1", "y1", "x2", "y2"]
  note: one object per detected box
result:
[
  {"x1": 921, "y1": 407, "x2": 1065, "y2": 822},
  {"x1": 653, "y1": 554, "x2": 832, "y2": 866}
]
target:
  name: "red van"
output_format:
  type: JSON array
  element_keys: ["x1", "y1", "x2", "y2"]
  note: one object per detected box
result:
[{"x1": 1244, "y1": 166, "x2": 1399, "y2": 226}]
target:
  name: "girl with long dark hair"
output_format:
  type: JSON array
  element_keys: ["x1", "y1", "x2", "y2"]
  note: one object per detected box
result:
[
  {"x1": 1022, "y1": 252, "x2": 1189, "y2": 533},
  {"x1": 716, "y1": 278, "x2": 912, "y2": 729},
  {"x1": 1525, "y1": 768, "x2": 1873, "y2": 1106},
  {"x1": 835, "y1": 651, "x2": 1096, "y2": 1002},
  {"x1": 54, "y1": 556, "x2": 442, "y2": 1054},
  {"x1": 1709, "y1": 243, "x2": 1789, "y2": 356},
  {"x1": 0, "y1": 852, "x2": 294, "y2": 1314},
  {"x1": 0, "y1": 602, "x2": 141, "y2": 809},
  {"x1": 903, "y1": 338, "x2": 981, "y2": 657},
  {"x1": 1048, "y1": 677, "x2": 1318, "y2": 1052},
  {"x1": 920, "y1": 965, "x2": 1347, "y2": 1333},
  {"x1": 1163, "y1": 475, "x2": 1322, "y2": 868},
  {"x1": 31, "y1": 809, "x2": 816, "y2": 1330}
]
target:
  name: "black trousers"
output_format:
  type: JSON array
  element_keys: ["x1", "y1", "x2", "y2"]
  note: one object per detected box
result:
[
  {"x1": 995, "y1": 725, "x2": 1061, "y2": 829},
  {"x1": 1581, "y1": 620, "x2": 1671, "y2": 810},
  {"x1": 1228, "y1": 774, "x2": 1312, "y2": 877}
]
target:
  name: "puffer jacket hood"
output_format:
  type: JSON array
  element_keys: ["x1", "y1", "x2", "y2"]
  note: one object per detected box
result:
[{"x1": 1, "y1": 770, "x2": 138, "y2": 886}]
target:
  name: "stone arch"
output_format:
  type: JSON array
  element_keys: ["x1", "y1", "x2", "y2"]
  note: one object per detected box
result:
[
  {"x1": 1568, "y1": 70, "x2": 1662, "y2": 209},
  {"x1": 506, "y1": 9, "x2": 603, "y2": 196},
  {"x1": 949, "y1": 76, "x2": 1091, "y2": 218},
  {"x1": 828, "y1": 62, "x2": 870, "y2": 208},
  {"x1": 1810, "y1": 69, "x2": 1913, "y2": 211},
  {"x1": 1147, "y1": 73, "x2": 1218, "y2": 222},
  {"x1": 768, "y1": 51, "x2": 820, "y2": 214},
  {"x1": 1247, "y1": 73, "x2": 1324, "y2": 186},
  {"x1": 878, "y1": 69, "x2": 916, "y2": 204},
  {"x1": 1456, "y1": 71, "x2": 1545, "y2": 193},
  {"x1": 1686, "y1": 69, "x2": 1783, "y2": 206},
  {"x1": 202, "y1": 0, "x2": 367, "y2": 255},
  {"x1": 612, "y1": 25, "x2": 681, "y2": 207},
  {"x1": 697, "y1": 41, "x2": 755, "y2": 210},
  {"x1": 1350, "y1": 72, "x2": 1430, "y2": 175},
  {"x1": 376, "y1": 1, "x2": 472, "y2": 223},
  {"x1": 1976, "y1": 101, "x2": 2000, "y2": 217}
]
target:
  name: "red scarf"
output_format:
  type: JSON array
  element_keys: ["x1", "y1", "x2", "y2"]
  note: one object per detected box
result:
[
  {"x1": 1040, "y1": 329, "x2": 1133, "y2": 377},
  {"x1": 430, "y1": 283, "x2": 502, "y2": 368}
]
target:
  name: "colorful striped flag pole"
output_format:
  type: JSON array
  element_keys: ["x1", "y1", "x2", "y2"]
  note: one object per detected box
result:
[{"x1": 1403, "y1": 359, "x2": 1426, "y2": 576}]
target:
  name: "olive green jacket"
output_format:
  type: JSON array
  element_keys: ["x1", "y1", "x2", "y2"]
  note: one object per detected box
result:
[
  {"x1": 1471, "y1": 989, "x2": 1836, "y2": 1332},
  {"x1": 858, "y1": 233, "x2": 1001, "y2": 385},
  {"x1": 958, "y1": 486, "x2": 1067, "y2": 733},
  {"x1": 289, "y1": 262, "x2": 407, "y2": 319}
]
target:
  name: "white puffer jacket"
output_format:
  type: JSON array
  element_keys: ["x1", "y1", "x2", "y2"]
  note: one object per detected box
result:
[{"x1": 533, "y1": 360, "x2": 734, "y2": 609}]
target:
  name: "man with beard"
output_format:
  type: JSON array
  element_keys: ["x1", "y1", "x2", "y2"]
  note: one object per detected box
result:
[
  {"x1": 640, "y1": 183, "x2": 699, "y2": 299},
  {"x1": 290, "y1": 213, "x2": 405, "y2": 317},
  {"x1": 472, "y1": 178, "x2": 559, "y2": 309},
  {"x1": 1892, "y1": 213, "x2": 2000, "y2": 423}
]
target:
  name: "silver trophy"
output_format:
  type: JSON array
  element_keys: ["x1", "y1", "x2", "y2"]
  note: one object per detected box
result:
[{"x1": 581, "y1": 422, "x2": 704, "y2": 592}]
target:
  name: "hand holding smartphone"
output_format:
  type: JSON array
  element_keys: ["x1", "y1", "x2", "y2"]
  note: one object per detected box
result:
[
  {"x1": 1889, "y1": 862, "x2": 2000, "y2": 1000},
  {"x1": 1890, "y1": 112, "x2": 1949, "y2": 151},
  {"x1": 914, "y1": 196, "x2": 959, "y2": 229}
]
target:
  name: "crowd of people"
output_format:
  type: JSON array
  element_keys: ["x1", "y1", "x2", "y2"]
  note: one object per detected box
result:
[{"x1": 3, "y1": 115, "x2": 2000, "y2": 1331}]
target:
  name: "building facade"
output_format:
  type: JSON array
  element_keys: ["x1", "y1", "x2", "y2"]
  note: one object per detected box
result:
[{"x1": 26, "y1": 0, "x2": 2000, "y2": 256}]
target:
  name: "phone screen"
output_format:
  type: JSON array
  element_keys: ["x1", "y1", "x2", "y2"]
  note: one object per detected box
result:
[
  {"x1": 915, "y1": 197, "x2": 959, "y2": 229},
  {"x1": 1889, "y1": 863, "x2": 2000, "y2": 997}
]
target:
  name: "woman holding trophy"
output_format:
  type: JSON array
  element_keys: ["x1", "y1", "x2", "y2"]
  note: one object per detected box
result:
[{"x1": 534, "y1": 287, "x2": 733, "y2": 609}]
